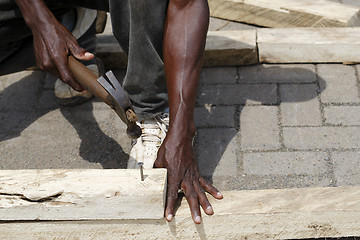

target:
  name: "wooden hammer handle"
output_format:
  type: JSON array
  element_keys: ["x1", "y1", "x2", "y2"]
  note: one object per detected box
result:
[{"x1": 68, "y1": 55, "x2": 111, "y2": 106}]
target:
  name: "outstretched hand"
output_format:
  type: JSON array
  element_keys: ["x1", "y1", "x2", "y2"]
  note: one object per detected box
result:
[{"x1": 155, "y1": 128, "x2": 223, "y2": 224}]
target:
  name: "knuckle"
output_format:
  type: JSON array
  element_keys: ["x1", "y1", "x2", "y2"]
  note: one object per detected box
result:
[{"x1": 62, "y1": 76, "x2": 71, "y2": 84}]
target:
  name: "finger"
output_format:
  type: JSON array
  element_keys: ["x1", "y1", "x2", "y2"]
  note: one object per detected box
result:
[
  {"x1": 165, "y1": 184, "x2": 178, "y2": 222},
  {"x1": 199, "y1": 177, "x2": 223, "y2": 199},
  {"x1": 68, "y1": 40, "x2": 94, "y2": 61},
  {"x1": 182, "y1": 182, "x2": 202, "y2": 224},
  {"x1": 193, "y1": 180, "x2": 213, "y2": 215},
  {"x1": 53, "y1": 53, "x2": 84, "y2": 91}
]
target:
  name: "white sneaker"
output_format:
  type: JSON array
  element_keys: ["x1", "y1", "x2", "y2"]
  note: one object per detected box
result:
[
  {"x1": 54, "y1": 64, "x2": 98, "y2": 106},
  {"x1": 128, "y1": 112, "x2": 169, "y2": 169}
]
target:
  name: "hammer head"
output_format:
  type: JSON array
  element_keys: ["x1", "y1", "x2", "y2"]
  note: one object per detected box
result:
[{"x1": 97, "y1": 71, "x2": 142, "y2": 139}]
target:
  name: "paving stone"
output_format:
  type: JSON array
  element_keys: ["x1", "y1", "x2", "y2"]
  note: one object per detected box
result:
[
  {"x1": 194, "y1": 106, "x2": 235, "y2": 128},
  {"x1": 243, "y1": 151, "x2": 329, "y2": 175},
  {"x1": 238, "y1": 64, "x2": 316, "y2": 83},
  {"x1": 240, "y1": 106, "x2": 281, "y2": 150},
  {"x1": 200, "y1": 67, "x2": 237, "y2": 85},
  {"x1": 0, "y1": 111, "x2": 45, "y2": 133},
  {"x1": 317, "y1": 64, "x2": 360, "y2": 104},
  {"x1": 332, "y1": 151, "x2": 360, "y2": 186},
  {"x1": 1, "y1": 119, "x2": 129, "y2": 170},
  {"x1": 283, "y1": 126, "x2": 360, "y2": 150},
  {"x1": 197, "y1": 84, "x2": 277, "y2": 106},
  {"x1": 38, "y1": 90, "x2": 59, "y2": 110},
  {"x1": 112, "y1": 117, "x2": 132, "y2": 155},
  {"x1": 324, "y1": 106, "x2": 360, "y2": 125},
  {"x1": 0, "y1": 135, "x2": 105, "y2": 170},
  {"x1": 280, "y1": 84, "x2": 322, "y2": 126},
  {"x1": 0, "y1": 71, "x2": 43, "y2": 111},
  {"x1": 215, "y1": 175, "x2": 333, "y2": 191},
  {"x1": 197, "y1": 128, "x2": 239, "y2": 177}
]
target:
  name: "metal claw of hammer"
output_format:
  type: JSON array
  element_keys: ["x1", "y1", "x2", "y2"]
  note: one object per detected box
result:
[{"x1": 68, "y1": 56, "x2": 142, "y2": 139}]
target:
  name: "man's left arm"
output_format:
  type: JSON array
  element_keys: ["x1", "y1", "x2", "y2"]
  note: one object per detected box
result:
[{"x1": 154, "y1": 0, "x2": 223, "y2": 224}]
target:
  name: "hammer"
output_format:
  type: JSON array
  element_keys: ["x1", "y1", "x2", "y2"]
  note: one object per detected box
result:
[{"x1": 67, "y1": 56, "x2": 142, "y2": 139}]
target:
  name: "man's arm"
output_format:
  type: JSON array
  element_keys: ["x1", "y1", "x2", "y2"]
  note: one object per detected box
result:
[
  {"x1": 14, "y1": 0, "x2": 93, "y2": 91},
  {"x1": 155, "y1": 0, "x2": 223, "y2": 224}
]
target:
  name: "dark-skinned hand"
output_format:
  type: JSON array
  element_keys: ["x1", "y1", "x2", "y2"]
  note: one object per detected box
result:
[
  {"x1": 15, "y1": 0, "x2": 94, "y2": 91},
  {"x1": 154, "y1": 127, "x2": 223, "y2": 224}
]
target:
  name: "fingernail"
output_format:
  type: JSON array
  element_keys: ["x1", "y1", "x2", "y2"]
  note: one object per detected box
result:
[
  {"x1": 216, "y1": 192, "x2": 223, "y2": 198},
  {"x1": 195, "y1": 216, "x2": 201, "y2": 224},
  {"x1": 166, "y1": 214, "x2": 173, "y2": 222},
  {"x1": 206, "y1": 206, "x2": 213, "y2": 214},
  {"x1": 84, "y1": 52, "x2": 93, "y2": 57}
]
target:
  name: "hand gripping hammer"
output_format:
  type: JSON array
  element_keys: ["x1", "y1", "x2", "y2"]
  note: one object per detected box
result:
[{"x1": 68, "y1": 56, "x2": 142, "y2": 139}]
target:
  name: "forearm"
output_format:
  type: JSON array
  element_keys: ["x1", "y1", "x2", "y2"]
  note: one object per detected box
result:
[
  {"x1": 163, "y1": 0, "x2": 209, "y2": 134},
  {"x1": 14, "y1": 0, "x2": 56, "y2": 30}
]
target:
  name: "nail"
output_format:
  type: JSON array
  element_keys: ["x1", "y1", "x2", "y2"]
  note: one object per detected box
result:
[
  {"x1": 195, "y1": 216, "x2": 201, "y2": 224},
  {"x1": 166, "y1": 214, "x2": 173, "y2": 222},
  {"x1": 138, "y1": 162, "x2": 144, "y2": 181},
  {"x1": 206, "y1": 206, "x2": 214, "y2": 214},
  {"x1": 216, "y1": 192, "x2": 223, "y2": 198},
  {"x1": 84, "y1": 52, "x2": 93, "y2": 57}
]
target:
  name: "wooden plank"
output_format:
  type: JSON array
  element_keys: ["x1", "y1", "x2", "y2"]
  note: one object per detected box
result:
[
  {"x1": 96, "y1": 30, "x2": 258, "y2": 69},
  {"x1": 0, "y1": 169, "x2": 167, "y2": 220},
  {"x1": 1, "y1": 186, "x2": 360, "y2": 239},
  {"x1": 209, "y1": 0, "x2": 360, "y2": 28},
  {"x1": 258, "y1": 27, "x2": 360, "y2": 63},
  {"x1": 204, "y1": 30, "x2": 257, "y2": 66}
]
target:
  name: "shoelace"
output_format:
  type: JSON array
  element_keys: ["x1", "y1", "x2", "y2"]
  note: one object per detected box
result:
[{"x1": 139, "y1": 113, "x2": 169, "y2": 151}]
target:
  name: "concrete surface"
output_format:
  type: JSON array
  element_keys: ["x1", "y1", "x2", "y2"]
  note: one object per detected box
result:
[{"x1": 1, "y1": 4, "x2": 360, "y2": 194}]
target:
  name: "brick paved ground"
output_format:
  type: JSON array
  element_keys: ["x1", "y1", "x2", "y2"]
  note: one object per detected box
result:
[
  {"x1": 2, "y1": 62, "x2": 360, "y2": 192},
  {"x1": 1, "y1": 1, "x2": 360, "y2": 193}
]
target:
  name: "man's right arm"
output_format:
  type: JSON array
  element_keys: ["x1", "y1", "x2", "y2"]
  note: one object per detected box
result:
[{"x1": 14, "y1": 0, "x2": 93, "y2": 91}]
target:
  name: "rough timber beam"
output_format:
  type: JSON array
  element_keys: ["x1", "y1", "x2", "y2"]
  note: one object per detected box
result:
[
  {"x1": 96, "y1": 30, "x2": 257, "y2": 69},
  {"x1": 208, "y1": 0, "x2": 360, "y2": 28},
  {"x1": 0, "y1": 169, "x2": 167, "y2": 220},
  {"x1": 1, "y1": 186, "x2": 360, "y2": 239},
  {"x1": 258, "y1": 27, "x2": 360, "y2": 64}
]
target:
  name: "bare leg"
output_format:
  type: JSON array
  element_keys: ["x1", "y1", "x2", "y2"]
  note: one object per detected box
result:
[{"x1": 155, "y1": 0, "x2": 223, "y2": 224}]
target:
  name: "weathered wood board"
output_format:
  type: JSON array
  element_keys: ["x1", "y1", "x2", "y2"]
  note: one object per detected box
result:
[
  {"x1": 1, "y1": 186, "x2": 360, "y2": 239},
  {"x1": 204, "y1": 30, "x2": 257, "y2": 66},
  {"x1": 209, "y1": 0, "x2": 360, "y2": 28},
  {"x1": 258, "y1": 27, "x2": 360, "y2": 63},
  {"x1": 96, "y1": 30, "x2": 257, "y2": 69},
  {"x1": 0, "y1": 169, "x2": 167, "y2": 220}
]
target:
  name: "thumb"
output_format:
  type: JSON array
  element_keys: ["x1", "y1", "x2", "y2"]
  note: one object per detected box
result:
[{"x1": 68, "y1": 41, "x2": 94, "y2": 61}]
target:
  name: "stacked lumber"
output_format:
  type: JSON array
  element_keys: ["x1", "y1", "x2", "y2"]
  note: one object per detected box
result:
[{"x1": 209, "y1": 0, "x2": 360, "y2": 28}]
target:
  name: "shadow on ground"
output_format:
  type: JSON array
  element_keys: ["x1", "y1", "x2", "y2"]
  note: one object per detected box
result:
[
  {"x1": 0, "y1": 70, "x2": 129, "y2": 169},
  {"x1": 194, "y1": 65, "x2": 327, "y2": 190}
]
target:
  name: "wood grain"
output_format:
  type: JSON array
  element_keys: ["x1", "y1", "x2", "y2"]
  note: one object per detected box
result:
[
  {"x1": 258, "y1": 27, "x2": 360, "y2": 63},
  {"x1": 1, "y1": 186, "x2": 360, "y2": 239},
  {"x1": 0, "y1": 169, "x2": 167, "y2": 220},
  {"x1": 209, "y1": 0, "x2": 360, "y2": 28}
]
